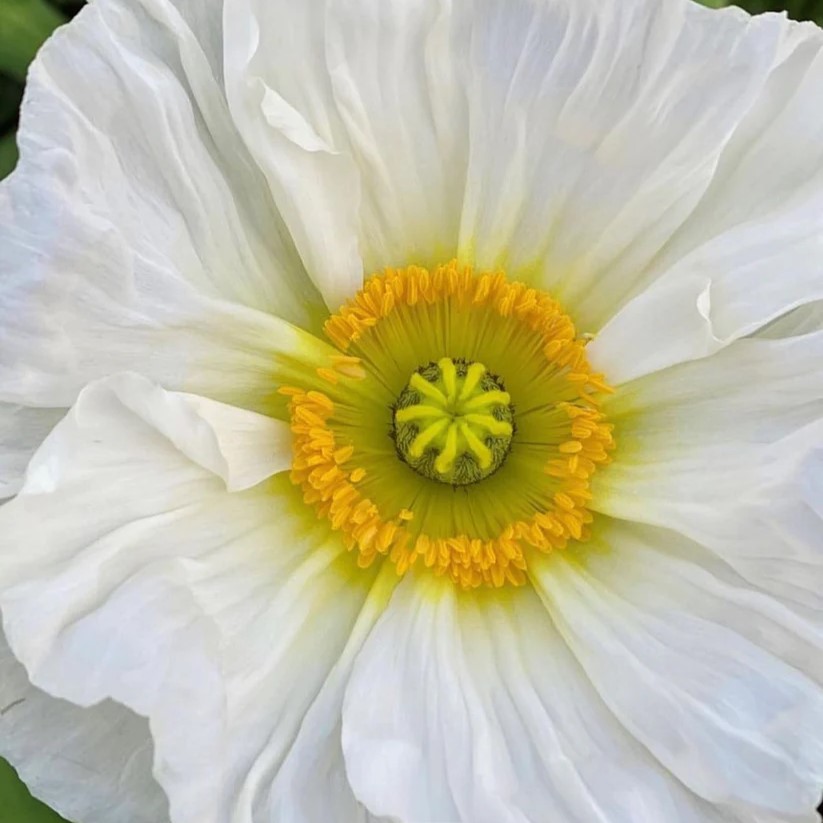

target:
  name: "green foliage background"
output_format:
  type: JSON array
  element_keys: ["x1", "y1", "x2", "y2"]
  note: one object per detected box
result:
[{"x1": 0, "y1": 0, "x2": 822, "y2": 821}]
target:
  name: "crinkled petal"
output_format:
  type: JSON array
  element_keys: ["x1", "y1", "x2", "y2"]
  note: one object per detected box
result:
[
  {"x1": 756, "y1": 301, "x2": 823, "y2": 340},
  {"x1": 223, "y1": 0, "x2": 363, "y2": 310},
  {"x1": 603, "y1": 331, "x2": 823, "y2": 453},
  {"x1": 587, "y1": 275, "x2": 721, "y2": 385},
  {"x1": 0, "y1": 627, "x2": 168, "y2": 823},
  {"x1": 0, "y1": 271, "x2": 330, "y2": 494},
  {"x1": 0, "y1": 404, "x2": 63, "y2": 500},
  {"x1": 0, "y1": 374, "x2": 393, "y2": 823},
  {"x1": 223, "y1": 0, "x2": 466, "y2": 309},
  {"x1": 587, "y1": 10, "x2": 823, "y2": 378},
  {"x1": 9, "y1": 0, "x2": 321, "y2": 322},
  {"x1": 342, "y1": 574, "x2": 743, "y2": 823},
  {"x1": 224, "y1": 0, "x2": 823, "y2": 350},
  {"x1": 0, "y1": 0, "x2": 339, "y2": 491},
  {"x1": 250, "y1": 570, "x2": 395, "y2": 823},
  {"x1": 453, "y1": 1, "x2": 823, "y2": 337},
  {"x1": 602, "y1": 419, "x2": 823, "y2": 612},
  {"x1": 531, "y1": 522, "x2": 823, "y2": 817},
  {"x1": 596, "y1": 332, "x2": 823, "y2": 608}
]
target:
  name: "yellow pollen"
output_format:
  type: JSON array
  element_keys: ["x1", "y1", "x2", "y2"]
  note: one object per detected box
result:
[{"x1": 282, "y1": 261, "x2": 615, "y2": 590}]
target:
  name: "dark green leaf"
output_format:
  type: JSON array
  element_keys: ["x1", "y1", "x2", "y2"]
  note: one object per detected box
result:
[
  {"x1": 0, "y1": 0, "x2": 65, "y2": 82},
  {"x1": 0, "y1": 758, "x2": 70, "y2": 823},
  {"x1": 0, "y1": 129, "x2": 18, "y2": 179},
  {"x1": 0, "y1": 77, "x2": 23, "y2": 132}
]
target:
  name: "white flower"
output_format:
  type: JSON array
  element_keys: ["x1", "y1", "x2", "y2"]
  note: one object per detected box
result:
[{"x1": 2, "y1": 0, "x2": 823, "y2": 821}]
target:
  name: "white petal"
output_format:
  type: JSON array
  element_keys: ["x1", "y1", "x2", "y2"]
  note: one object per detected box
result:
[
  {"x1": 603, "y1": 331, "x2": 823, "y2": 452},
  {"x1": 11, "y1": 374, "x2": 290, "y2": 500},
  {"x1": 223, "y1": 0, "x2": 467, "y2": 309},
  {"x1": 255, "y1": 568, "x2": 396, "y2": 823},
  {"x1": 0, "y1": 212, "x2": 327, "y2": 410},
  {"x1": 531, "y1": 525, "x2": 823, "y2": 817},
  {"x1": 587, "y1": 11, "x2": 823, "y2": 377},
  {"x1": 223, "y1": 0, "x2": 364, "y2": 310},
  {"x1": 587, "y1": 275, "x2": 721, "y2": 385},
  {"x1": 222, "y1": 0, "x2": 822, "y2": 337},
  {"x1": 154, "y1": 390, "x2": 292, "y2": 492},
  {"x1": 0, "y1": 277, "x2": 326, "y2": 495},
  {"x1": 0, "y1": 404, "x2": 63, "y2": 500},
  {"x1": 321, "y1": 0, "x2": 465, "y2": 275},
  {"x1": 605, "y1": 419, "x2": 823, "y2": 612},
  {"x1": 452, "y1": 2, "x2": 806, "y2": 325},
  {"x1": 596, "y1": 333, "x2": 823, "y2": 608},
  {"x1": 757, "y1": 301, "x2": 823, "y2": 340},
  {"x1": 0, "y1": 627, "x2": 168, "y2": 823},
  {"x1": 570, "y1": 519, "x2": 823, "y2": 691},
  {"x1": 1, "y1": 0, "x2": 338, "y2": 490},
  {"x1": 11, "y1": 0, "x2": 319, "y2": 322},
  {"x1": 343, "y1": 575, "x2": 736, "y2": 823},
  {"x1": 644, "y1": 16, "x2": 823, "y2": 326},
  {"x1": 0, "y1": 374, "x2": 391, "y2": 823}
]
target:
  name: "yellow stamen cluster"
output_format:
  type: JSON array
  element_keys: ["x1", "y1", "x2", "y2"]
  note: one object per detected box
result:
[
  {"x1": 284, "y1": 261, "x2": 615, "y2": 590},
  {"x1": 281, "y1": 385, "x2": 417, "y2": 572},
  {"x1": 325, "y1": 262, "x2": 604, "y2": 397}
]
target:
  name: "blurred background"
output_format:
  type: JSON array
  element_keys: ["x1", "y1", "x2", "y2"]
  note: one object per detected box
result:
[{"x1": 0, "y1": 0, "x2": 823, "y2": 820}]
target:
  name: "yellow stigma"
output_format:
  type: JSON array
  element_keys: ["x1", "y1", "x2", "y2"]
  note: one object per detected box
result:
[
  {"x1": 283, "y1": 261, "x2": 615, "y2": 590},
  {"x1": 393, "y1": 358, "x2": 514, "y2": 485}
]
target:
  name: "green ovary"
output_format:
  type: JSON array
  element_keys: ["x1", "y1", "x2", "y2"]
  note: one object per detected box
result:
[{"x1": 392, "y1": 358, "x2": 515, "y2": 486}]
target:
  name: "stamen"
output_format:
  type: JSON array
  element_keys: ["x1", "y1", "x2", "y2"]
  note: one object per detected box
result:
[{"x1": 282, "y1": 261, "x2": 615, "y2": 591}]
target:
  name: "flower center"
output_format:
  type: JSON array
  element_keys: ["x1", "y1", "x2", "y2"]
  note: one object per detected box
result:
[
  {"x1": 282, "y1": 261, "x2": 615, "y2": 590},
  {"x1": 392, "y1": 358, "x2": 514, "y2": 485}
]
